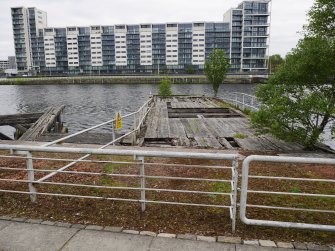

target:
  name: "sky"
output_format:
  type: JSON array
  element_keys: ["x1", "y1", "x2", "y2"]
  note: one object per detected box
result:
[{"x1": 0, "y1": 0, "x2": 314, "y2": 60}]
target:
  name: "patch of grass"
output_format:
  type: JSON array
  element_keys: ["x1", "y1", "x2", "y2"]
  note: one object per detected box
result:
[
  {"x1": 290, "y1": 186, "x2": 302, "y2": 193},
  {"x1": 100, "y1": 177, "x2": 127, "y2": 187},
  {"x1": 234, "y1": 133, "x2": 248, "y2": 139},
  {"x1": 103, "y1": 163, "x2": 126, "y2": 174},
  {"x1": 211, "y1": 181, "x2": 231, "y2": 195}
]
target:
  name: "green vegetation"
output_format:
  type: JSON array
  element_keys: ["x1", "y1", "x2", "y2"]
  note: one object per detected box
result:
[
  {"x1": 212, "y1": 182, "x2": 231, "y2": 194},
  {"x1": 103, "y1": 163, "x2": 122, "y2": 174},
  {"x1": 269, "y1": 54, "x2": 284, "y2": 73},
  {"x1": 290, "y1": 186, "x2": 302, "y2": 193},
  {"x1": 233, "y1": 133, "x2": 248, "y2": 139},
  {"x1": 251, "y1": 0, "x2": 335, "y2": 149},
  {"x1": 204, "y1": 49, "x2": 230, "y2": 96},
  {"x1": 185, "y1": 65, "x2": 196, "y2": 74},
  {"x1": 158, "y1": 76, "x2": 173, "y2": 96}
]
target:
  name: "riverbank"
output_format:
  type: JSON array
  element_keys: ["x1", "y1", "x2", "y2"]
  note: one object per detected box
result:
[{"x1": 0, "y1": 75, "x2": 267, "y2": 85}]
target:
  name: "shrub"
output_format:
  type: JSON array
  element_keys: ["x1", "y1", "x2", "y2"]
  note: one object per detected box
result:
[{"x1": 158, "y1": 77, "x2": 173, "y2": 96}]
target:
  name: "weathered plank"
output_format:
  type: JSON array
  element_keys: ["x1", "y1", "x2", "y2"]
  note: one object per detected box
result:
[
  {"x1": 0, "y1": 113, "x2": 43, "y2": 126},
  {"x1": 19, "y1": 106, "x2": 65, "y2": 141}
]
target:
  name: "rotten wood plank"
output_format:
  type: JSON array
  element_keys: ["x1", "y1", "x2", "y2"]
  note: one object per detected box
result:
[
  {"x1": 0, "y1": 113, "x2": 43, "y2": 126},
  {"x1": 19, "y1": 106, "x2": 65, "y2": 141}
]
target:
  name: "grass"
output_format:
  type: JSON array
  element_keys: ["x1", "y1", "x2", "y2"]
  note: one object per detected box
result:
[
  {"x1": 0, "y1": 153, "x2": 334, "y2": 244},
  {"x1": 234, "y1": 133, "x2": 248, "y2": 139},
  {"x1": 290, "y1": 186, "x2": 302, "y2": 193}
]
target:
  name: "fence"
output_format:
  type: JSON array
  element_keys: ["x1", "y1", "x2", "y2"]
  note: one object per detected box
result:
[
  {"x1": 0, "y1": 144, "x2": 334, "y2": 232},
  {"x1": 240, "y1": 155, "x2": 335, "y2": 232},
  {"x1": 36, "y1": 97, "x2": 153, "y2": 182},
  {"x1": 0, "y1": 144, "x2": 239, "y2": 232},
  {"x1": 220, "y1": 92, "x2": 260, "y2": 111}
]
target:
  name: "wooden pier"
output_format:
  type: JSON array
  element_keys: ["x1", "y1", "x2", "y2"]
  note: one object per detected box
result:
[
  {"x1": 139, "y1": 96, "x2": 303, "y2": 152},
  {"x1": 0, "y1": 106, "x2": 65, "y2": 141}
]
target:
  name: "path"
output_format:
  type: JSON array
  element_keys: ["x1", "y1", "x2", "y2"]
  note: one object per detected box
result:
[{"x1": 0, "y1": 220, "x2": 310, "y2": 251}]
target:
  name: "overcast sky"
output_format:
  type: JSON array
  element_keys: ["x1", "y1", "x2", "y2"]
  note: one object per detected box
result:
[{"x1": 0, "y1": 0, "x2": 314, "y2": 60}]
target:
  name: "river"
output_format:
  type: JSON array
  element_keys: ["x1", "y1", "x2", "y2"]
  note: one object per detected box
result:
[{"x1": 0, "y1": 83, "x2": 333, "y2": 150}]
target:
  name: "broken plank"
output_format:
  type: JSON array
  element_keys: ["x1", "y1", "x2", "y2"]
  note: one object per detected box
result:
[
  {"x1": 0, "y1": 112, "x2": 43, "y2": 126},
  {"x1": 19, "y1": 106, "x2": 65, "y2": 141}
]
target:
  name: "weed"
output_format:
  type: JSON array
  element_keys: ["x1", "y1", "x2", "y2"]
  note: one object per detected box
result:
[
  {"x1": 290, "y1": 186, "x2": 302, "y2": 193},
  {"x1": 234, "y1": 133, "x2": 248, "y2": 139}
]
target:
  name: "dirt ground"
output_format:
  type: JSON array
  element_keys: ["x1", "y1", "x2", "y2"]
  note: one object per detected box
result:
[{"x1": 0, "y1": 150, "x2": 334, "y2": 244}]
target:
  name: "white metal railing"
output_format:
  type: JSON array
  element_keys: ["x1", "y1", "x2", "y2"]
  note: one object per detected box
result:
[
  {"x1": 0, "y1": 144, "x2": 239, "y2": 232},
  {"x1": 220, "y1": 92, "x2": 260, "y2": 111},
  {"x1": 37, "y1": 97, "x2": 153, "y2": 182},
  {"x1": 240, "y1": 155, "x2": 335, "y2": 232}
]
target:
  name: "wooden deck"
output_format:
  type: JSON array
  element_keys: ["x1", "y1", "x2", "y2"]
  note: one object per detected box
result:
[
  {"x1": 141, "y1": 96, "x2": 303, "y2": 152},
  {"x1": 0, "y1": 106, "x2": 65, "y2": 141}
]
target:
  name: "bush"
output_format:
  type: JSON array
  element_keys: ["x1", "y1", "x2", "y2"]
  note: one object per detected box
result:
[{"x1": 158, "y1": 77, "x2": 173, "y2": 96}]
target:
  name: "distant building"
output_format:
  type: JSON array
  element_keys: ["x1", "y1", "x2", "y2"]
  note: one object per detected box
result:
[
  {"x1": 0, "y1": 60, "x2": 9, "y2": 70},
  {"x1": 8, "y1": 56, "x2": 17, "y2": 70},
  {"x1": 11, "y1": 1, "x2": 271, "y2": 75}
]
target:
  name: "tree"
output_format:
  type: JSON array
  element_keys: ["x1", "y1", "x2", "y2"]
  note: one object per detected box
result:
[
  {"x1": 204, "y1": 49, "x2": 230, "y2": 96},
  {"x1": 306, "y1": 0, "x2": 335, "y2": 39},
  {"x1": 185, "y1": 65, "x2": 196, "y2": 74},
  {"x1": 269, "y1": 54, "x2": 284, "y2": 73},
  {"x1": 251, "y1": 36, "x2": 335, "y2": 149},
  {"x1": 251, "y1": 0, "x2": 335, "y2": 149},
  {"x1": 158, "y1": 76, "x2": 173, "y2": 96}
]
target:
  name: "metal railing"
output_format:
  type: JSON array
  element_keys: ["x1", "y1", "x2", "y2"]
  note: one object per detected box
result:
[
  {"x1": 220, "y1": 92, "x2": 260, "y2": 111},
  {"x1": 240, "y1": 155, "x2": 335, "y2": 232},
  {"x1": 0, "y1": 144, "x2": 239, "y2": 232},
  {"x1": 37, "y1": 97, "x2": 153, "y2": 182}
]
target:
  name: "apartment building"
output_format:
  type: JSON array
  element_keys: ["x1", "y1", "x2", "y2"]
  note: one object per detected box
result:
[{"x1": 11, "y1": 0, "x2": 271, "y2": 75}]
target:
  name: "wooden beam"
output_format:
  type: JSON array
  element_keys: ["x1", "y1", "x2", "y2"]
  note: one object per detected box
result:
[
  {"x1": 0, "y1": 132, "x2": 12, "y2": 140},
  {"x1": 0, "y1": 113, "x2": 43, "y2": 126},
  {"x1": 19, "y1": 106, "x2": 65, "y2": 141},
  {"x1": 13, "y1": 124, "x2": 28, "y2": 133}
]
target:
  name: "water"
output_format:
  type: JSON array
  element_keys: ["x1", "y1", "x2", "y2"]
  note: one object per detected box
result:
[{"x1": 0, "y1": 83, "x2": 333, "y2": 150}]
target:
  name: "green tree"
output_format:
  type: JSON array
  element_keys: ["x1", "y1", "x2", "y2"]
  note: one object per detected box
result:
[
  {"x1": 158, "y1": 76, "x2": 173, "y2": 96},
  {"x1": 251, "y1": 36, "x2": 335, "y2": 149},
  {"x1": 204, "y1": 49, "x2": 230, "y2": 96},
  {"x1": 185, "y1": 65, "x2": 196, "y2": 74},
  {"x1": 269, "y1": 54, "x2": 284, "y2": 73},
  {"x1": 306, "y1": 0, "x2": 335, "y2": 39},
  {"x1": 251, "y1": 0, "x2": 335, "y2": 149}
]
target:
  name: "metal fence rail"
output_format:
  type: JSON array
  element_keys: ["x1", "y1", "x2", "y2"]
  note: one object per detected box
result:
[
  {"x1": 36, "y1": 97, "x2": 153, "y2": 182},
  {"x1": 0, "y1": 144, "x2": 239, "y2": 232},
  {"x1": 220, "y1": 92, "x2": 260, "y2": 111},
  {"x1": 240, "y1": 155, "x2": 335, "y2": 232}
]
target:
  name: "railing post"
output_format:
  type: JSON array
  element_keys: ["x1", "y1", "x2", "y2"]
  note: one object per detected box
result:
[
  {"x1": 231, "y1": 158, "x2": 239, "y2": 233},
  {"x1": 133, "y1": 113, "x2": 137, "y2": 145},
  {"x1": 235, "y1": 93, "x2": 238, "y2": 107},
  {"x1": 111, "y1": 121, "x2": 116, "y2": 146},
  {"x1": 242, "y1": 95, "x2": 245, "y2": 110},
  {"x1": 26, "y1": 151, "x2": 37, "y2": 202},
  {"x1": 135, "y1": 155, "x2": 146, "y2": 212}
]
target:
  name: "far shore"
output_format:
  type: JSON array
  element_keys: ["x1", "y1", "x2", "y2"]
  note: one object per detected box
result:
[{"x1": 0, "y1": 75, "x2": 267, "y2": 85}]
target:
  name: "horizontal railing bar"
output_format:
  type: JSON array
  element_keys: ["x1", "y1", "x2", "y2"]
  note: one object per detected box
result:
[
  {"x1": 0, "y1": 155, "x2": 139, "y2": 165},
  {"x1": 0, "y1": 178, "x2": 232, "y2": 196},
  {"x1": 248, "y1": 175, "x2": 335, "y2": 183},
  {"x1": 0, "y1": 189, "x2": 231, "y2": 208},
  {"x1": 144, "y1": 162, "x2": 233, "y2": 169},
  {"x1": 0, "y1": 154, "x2": 233, "y2": 169},
  {"x1": 0, "y1": 145, "x2": 239, "y2": 160},
  {"x1": 247, "y1": 190, "x2": 335, "y2": 198},
  {"x1": 246, "y1": 204, "x2": 335, "y2": 214},
  {"x1": 0, "y1": 167, "x2": 231, "y2": 183}
]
